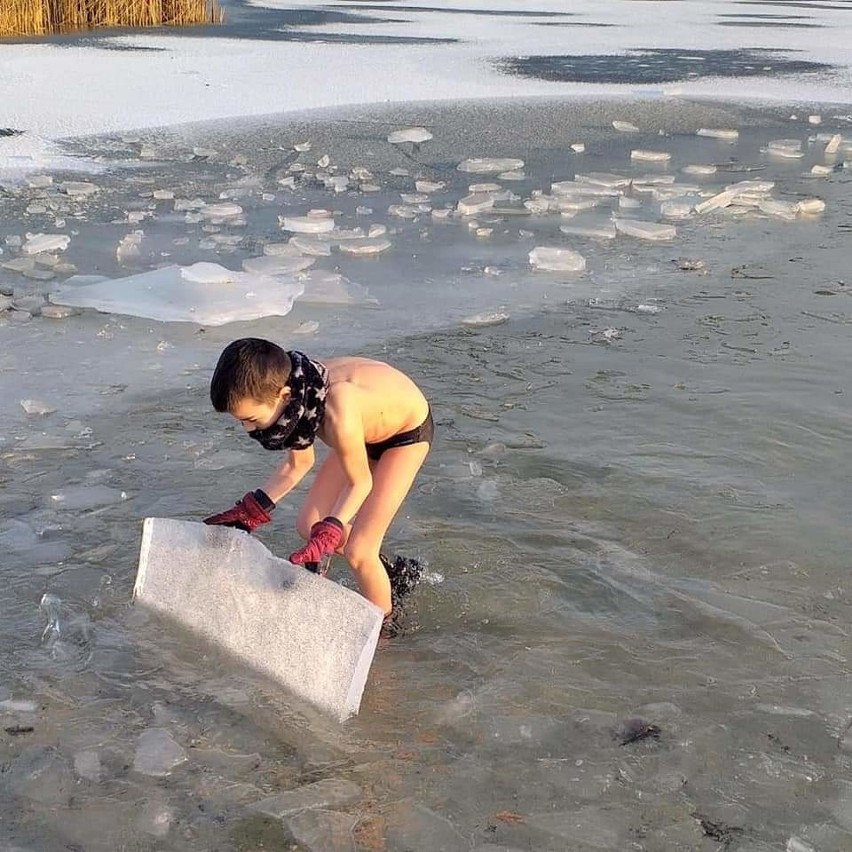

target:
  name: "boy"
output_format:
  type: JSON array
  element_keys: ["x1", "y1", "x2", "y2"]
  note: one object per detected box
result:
[{"x1": 203, "y1": 338, "x2": 432, "y2": 628}]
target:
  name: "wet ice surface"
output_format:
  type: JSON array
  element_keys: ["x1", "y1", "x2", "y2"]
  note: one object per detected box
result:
[{"x1": 2, "y1": 97, "x2": 852, "y2": 850}]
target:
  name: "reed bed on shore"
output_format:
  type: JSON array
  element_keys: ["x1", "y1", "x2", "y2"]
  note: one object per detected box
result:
[{"x1": 0, "y1": 0, "x2": 221, "y2": 37}]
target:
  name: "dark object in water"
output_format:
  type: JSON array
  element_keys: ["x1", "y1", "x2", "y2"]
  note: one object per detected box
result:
[
  {"x1": 0, "y1": 129, "x2": 24, "y2": 137},
  {"x1": 692, "y1": 812, "x2": 745, "y2": 847},
  {"x1": 618, "y1": 717, "x2": 661, "y2": 745},
  {"x1": 379, "y1": 553, "x2": 424, "y2": 642},
  {"x1": 4, "y1": 725, "x2": 34, "y2": 735}
]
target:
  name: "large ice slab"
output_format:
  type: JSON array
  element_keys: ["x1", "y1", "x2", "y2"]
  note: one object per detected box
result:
[
  {"x1": 133, "y1": 518, "x2": 383, "y2": 721},
  {"x1": 49, "y1": 263, "x2": 304, "y2": 326}
]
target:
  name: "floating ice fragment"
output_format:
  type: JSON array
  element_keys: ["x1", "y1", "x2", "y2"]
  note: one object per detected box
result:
[
  {"x1": 696, "y1": 128, "x2": 739, "y2": 141},
  {"x1": 808, "y1": 115, "x2": 821, "y2": 125},
  {"x1": 612, "y1": 120, "x2": 639, "y2": 132},
  {"x1": 368, "y1": 224, "x2": 387, "y2": 238},
  {"x1": 636, "y1": 303, "x2": 661, "y2": 314},
  {"x1": 200, "y1": 202, "x2": 243, "y2": 220},
  {"x1": 619, "y1": 196, "x2": 642, "y2": 210},
  {"x1": 281, "y1": 214, "x2": 335, "y2": 234},
  {"x1": 293, "y1": 141, "x2": 311, "y2": 152},
  {"x1": 388, "y1": 205, "x2": 419, "y2": 219},
  {"x1": 660, "y1": 199, "x2": 694, "y2": 219},
  {"x1": 462, "y1": 311, "x2": 510, "y2": 327},
  {"x1": 571, "y1": 142, "x2": 586, "y2": 153},
  {"x1": 498, "y1": 170, "x2": 525, "y2": 180},
  {"x1": 389, "y1": 167, "x2": 409, "y2": 176},
  {"x1": 457, "y1": 193, "x2": 496, "y2": 216},
  {"x1": 296, "y1": 271, "x2": 374, "y2": 305},
  {"x1": 559, "y1": 220, "x2": 616, "y2": 239},
  {"x1": 316, "y1": 154, "x2": 330, "y2": 169},
  {"x1": 797, "y1": 198, "x2": 826, "y2": 214},
  {"x1": 825, "y1": 134, "x2": 843, "y2": 155},
  {"x1": 529, "y1": 247, "x2": 586, "y2": 273},
  {"x1": 457, "y1": 158, "x2": 524, "y2": 174},
  {"x1": 767, "y1": 139, "x2": 804, "y2": 159},
  {"x1": 22, "y1": 234, "x2": 69, "y2": 255},
  {"x1": 614, "y1": 219, "x2": 676, "y2": 240},
  {"x1": 116, "y1": 232, "x2": 143, "y2": 264},
  {"x1": 338, "y1": 238, "x2": 392, "y2": 256},
  {"x1": 27, "y1": 174, "x2": 53, "y2": 188},
  {"x1": 290, "y1": 236, "x2": 333, "y2": 256},
  {"x1": 133, "y1": 728, "x2": 186, "y2": 777},
  {"x1": 49, "y1": 485, "x2": 126, "y2": 510},
  {"x1": 415, "y1": 180, "x2": 445, "y2": 193},
  {"x1": 387, "y1": 127, "x2": 433, "y2": 145},
  {"x1": 400, "y1": 192, "x2": 430, "y2": 204},
  {"x1": 21, "y1": 399, "x2": 55, "y2": 416},
  {"x1": 242, "y1": 255, "x2": 315, "y2": 275},
  {"x1": 682, "y1": 164, "x2": 717, "y2": 176},
  {"x1": 758, "y1": 199, "x2": 799, "y2": 220},
  {"x1": 60, "y1": 181, "x2": 98, "y2": 197},
  {"x1": 574, "y1": 172, "x2": 632, "y2": 190},
  {"x1": 631, "y1": 150, "x2": 671, "y2": 163},
  {"x1": 50, "y1": 264, "x2": 304, "y2": 325},
  {"x1": 293, "y1": 320, "x2": 319, "y2": 335}
]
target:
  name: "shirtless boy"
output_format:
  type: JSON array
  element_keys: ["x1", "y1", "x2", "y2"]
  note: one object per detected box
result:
[{"x1": 203, "y1": 338, "x2": 432, "y2": 623}]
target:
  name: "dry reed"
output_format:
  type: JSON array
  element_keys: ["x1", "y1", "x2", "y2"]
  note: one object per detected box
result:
[{"x1": 0, "y1": 0, "x2": 222, "y2": 37}]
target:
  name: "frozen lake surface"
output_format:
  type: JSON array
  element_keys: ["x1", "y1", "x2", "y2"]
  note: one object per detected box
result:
[
  {"x1": 2, "y1": 0, "x2": 852, "y2": 848},
  {"x1": 2, "y1": 95, "x2": 852, "y2": 850}
]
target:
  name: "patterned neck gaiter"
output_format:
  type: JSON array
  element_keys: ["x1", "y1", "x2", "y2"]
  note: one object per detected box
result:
[{"x1": 247, "y1": 350, "x2": 329, "y2": 451}]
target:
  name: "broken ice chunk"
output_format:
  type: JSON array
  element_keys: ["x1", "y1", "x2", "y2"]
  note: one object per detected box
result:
[
  {"x1": 660, "y1": 199, "x2": 694, "y2": 219},
  {"x1": 20, "y1": 399, "x2": 56, "y2": 416},
  {"x1": 614, "y1": 219, "x2": 676, "y2": 240},
  {"x1": 758, "y1": 199, "x2": 799, "y2": 220},
  {"x1": 630, "y1": 150, "x2": 671, "y2": 163},
  {"x1": 457, "y1": 158, "x2": 524, "y2": 174},
  {"x1": 50, "y1": 263, "x2": 304, "y2": 325},
  {"x1": 619, "y1": 197, "x2": 642, "y2": 210},
  {"x1": 415, "y1": 180, "x2": 445, "y2": 193},
  {"x1": 498, "y1": 170, "x2": 526, "y2": 180},
  {"x1": 242, "y1": 255, "x2": 315, "y2": 275},
  {"x1": 559, "y1": 219, "x2": 617, "y2": 239},
  {"x1": 457, "y1": 193, "x2": 496, "y2": 216},
  {"x1": 337, "y1": 238, "x2": 392, "y2": 256},
  {"x1": 462, "y1": 311, "x2": 509, "y2": 327},
  {"x1": 696, "y1": 128, "x2": 739, "y2": 141},
  {"x1": 296, "y1": 271, "x2": 374, "y2": 304},
  {"x1": 529, "y1": 247, "x2": 586, "y2": 273},
  {"x1": 281, "y1": 214, "x2": 335, "y2": 234},
  {"x1": 682, "y1": 164, "x2": 717, "y2": 176},
  {"x1": 612, "y1": 121, "x2": 639, "y2": 132},
  {"x1": 60, "y1": 181, "x2": 98, "y2": 198},
  {"x1": 388, "y1": 205, "x2": 420, "y2": 218},
  {"x1": 570, "y1": 143, "x2": 586, "y2": 153},
  {"x1": 574, "y1": 172, "x2": 632, "y2": 190},
  {"x1": 825, "y1": 134, "x2": 843, "y2": 155},
  {"x1": 808, "y1": 114, "x2": 822, "y2": 125},
  {"x1": 387, "y1": 127, "x2": 433, "y2": 145},
  {"x1": 200, "y1": 203, "x2": 243, "y2": 220},
  {"x1": 22, "y1": 234, "x2": 70, "y2": 255},
  {"x1": 289, "y1": 236, "x2": 333, "y2": 256},
  {"x1": 797, "y1": 198, "x2": 826, "y2": 214},
  {"x1": 766, "y1": 139, "x2": 804, "y2": 159}
]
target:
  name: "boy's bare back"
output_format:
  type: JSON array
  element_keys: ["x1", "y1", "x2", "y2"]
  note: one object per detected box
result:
[{"x1": 321, "y1": 356, "x2": 429, "y2": 446}]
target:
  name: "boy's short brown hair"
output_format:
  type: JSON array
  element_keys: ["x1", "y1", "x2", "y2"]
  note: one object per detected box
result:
[{"x1": 210, "y1": 338, "x2": 292, "y2": 412}]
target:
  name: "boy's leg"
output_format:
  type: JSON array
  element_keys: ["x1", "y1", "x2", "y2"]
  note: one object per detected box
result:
[{"x1": 344, "y1": 442, "x2": 430, "y2": 614}]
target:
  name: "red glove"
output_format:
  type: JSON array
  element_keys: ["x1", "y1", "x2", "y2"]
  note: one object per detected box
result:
[
  {"x1": 203, "y1": 490, "x2": 274, "y2": 533},
  {"x1": 289, "y1": 517, "x2": 344, "y2": 564}
]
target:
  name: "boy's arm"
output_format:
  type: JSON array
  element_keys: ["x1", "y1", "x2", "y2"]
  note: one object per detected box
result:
[
  {"x1": 260, "y1": 446, "x2": 315, "y2": 504},
  {"x1": 204, "y1": 447, "x2": 314, "y2": 532},
  {"x1": 324, "y1": 389, "x2": 372, "y2": 525}
]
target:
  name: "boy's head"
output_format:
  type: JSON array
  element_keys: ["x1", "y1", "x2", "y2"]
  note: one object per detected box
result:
[{"x1": 210, "y1": 338, "x2": 292, "y2": 416}]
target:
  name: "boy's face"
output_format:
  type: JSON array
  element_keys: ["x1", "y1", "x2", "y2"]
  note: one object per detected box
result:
[{"x1": 230, "y1": 389, "x2": 289, "y2": 432}]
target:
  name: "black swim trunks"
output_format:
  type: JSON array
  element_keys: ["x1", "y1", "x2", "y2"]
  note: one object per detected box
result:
[{"x1": 366, "y1": 408, "x2": 434, "y2": 461}]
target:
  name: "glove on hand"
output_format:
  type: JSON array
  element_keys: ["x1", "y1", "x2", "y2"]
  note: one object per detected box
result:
[
  {"x1": 203, "y1": 490, "x2": 274, "y2": 533},
  {"x1": 289, "y1": 517, "x2": 344, "y2": 564}
]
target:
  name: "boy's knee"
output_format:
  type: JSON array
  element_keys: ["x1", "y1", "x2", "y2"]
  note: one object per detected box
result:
[{"x1": 343, "y1": 536, "x2": 378, "y2": 572}]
